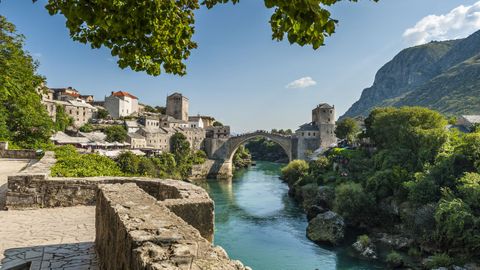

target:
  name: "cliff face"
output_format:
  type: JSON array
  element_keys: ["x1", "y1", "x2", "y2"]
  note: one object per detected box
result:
[{"x1": 342, "y1": 30, "x2": 480, "y2": 118}]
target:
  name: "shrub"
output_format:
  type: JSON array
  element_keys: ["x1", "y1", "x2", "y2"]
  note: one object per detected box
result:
[
  {"x1": 385, "y1": 251, "x2": 403, "y2": 268},
  {"x1": 151, "y1": 152, "x2": 177, "y2": 177},
  {"x1": 233, "y1": 146, "x2": 251, "y2": 168},
  {"x1": 405, "y1": 174, "x2": 440, "y2": 205},
  {"x1": 104, "y1": 125, "x2": 127, "y2": 142},
  {"x1": 281, "y1": 160, "x2": 309, "y2": 185},
  {"x1": 193, "y1": 150, "x2": 207, "y2": 165},
  {"x1": 51, "y1": 147, "x2": 123, "y2": 177},
  {"x1": 434, "y1": 198, "x2": 479, "y2": 254},
  {"x1": 138, "y1": 157, "x2": 155, "y2": 177},
  {"x1": 79, "y1": 123, "x2": 94, "y2": 133},
  {"x1": 458, "y1": 172, "x2": 480, "y2": 211},
  {"x1": 333, "y1": 182, "x2": 376, "y2": 226},
  {"x1": 425, "y1": 253, "x2": 454, "y2": 269},
  {"x1": 357, "y1": 234, "x2": 371, "y2": 247},
  {"x1": 115, "y1": 151, "x2": 139, "y2": 175},
  {"x1": 309, "y1": 157, "x2": 330, "y2": 175},
  {"x1": 407, "y1": 247, "x2": 421, "y2": 258}
]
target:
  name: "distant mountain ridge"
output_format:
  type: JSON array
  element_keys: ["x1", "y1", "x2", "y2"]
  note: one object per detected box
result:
[{"x1": 342, "y1": 30, "x2": 480, "y2": 118}]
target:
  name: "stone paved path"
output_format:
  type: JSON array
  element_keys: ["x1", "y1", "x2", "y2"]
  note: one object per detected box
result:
[
  {"x1": 0, "y1": 159, "x2": 32, "y2": 209},
  {"x1": 0, "y1": 206, "x2": 96, "y2": 269}
]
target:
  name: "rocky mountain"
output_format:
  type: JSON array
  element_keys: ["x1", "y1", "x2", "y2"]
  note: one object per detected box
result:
[{"x1": 342, "y1": 30, "x2": 480, "y2": 118}]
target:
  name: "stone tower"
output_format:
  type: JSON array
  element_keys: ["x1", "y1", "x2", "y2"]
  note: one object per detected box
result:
[
  {"x1": 166, "y1": 93, "x2": 189, "y2": 121},
  {"x1": 294, "y1": 103, "x2": 337, "y2": 160},
  {"x1": 312, "y1": 103, "x2": 337, "y2": 148}
]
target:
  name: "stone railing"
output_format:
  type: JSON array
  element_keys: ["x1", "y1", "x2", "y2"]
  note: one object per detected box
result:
[
  {"x1": 6, "y1": 151, "x2": 214, "y2": 241},
  {"x1": 96, "y1": 183, "x2": 249, "y2": 270},
  {"x1": 0, "y1": 141, "x2": 39, "y2": 159}
]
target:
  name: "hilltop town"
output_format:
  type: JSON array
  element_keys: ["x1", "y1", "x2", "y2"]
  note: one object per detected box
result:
[
  {"x1": 39, "y1": 87, "x2": 230, "y2": 157},
  {"x1": 38, "y1": 86, "x2": 344, "y2": 162}
]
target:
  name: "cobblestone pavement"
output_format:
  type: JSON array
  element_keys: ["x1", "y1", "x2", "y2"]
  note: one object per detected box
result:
[
  {"x1": 0, "y1": 159, "x2": 32, "y2": 209},
  {"x1": 1, "y1": 242, "x2": 98, "y2": 270},
  {"x1": 0, "y1": 206, "x2": 96, "y2": 269}
]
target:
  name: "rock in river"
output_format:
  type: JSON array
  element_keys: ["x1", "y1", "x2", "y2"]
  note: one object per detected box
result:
[{"x1": 306, "y1": 211, "x2": 345, "y2": 245}]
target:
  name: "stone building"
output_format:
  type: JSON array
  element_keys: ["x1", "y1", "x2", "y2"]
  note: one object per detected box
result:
[
  {"x1": 189, "y1": 115, "x2": 216, "y2": 128},
  {"x1": 104, "y1": 91, "x2": 139, "y2": 119},
  {"x1": 56, "y1": 99, "x2": 97, "y2": 127},
  {"x1": 457, "y1": 115, "x2": 480, "y2": 131},
  {"x1": 295, "y1": 103, "x2": 337, "y2": 159},
  {"x1": 166, "y1": 93, "x2": 189, "y2": 121},
  {"x1": 50, "y1": 87, "x2": 81, "y2": 101},
  {"x1": 134, "y1": 126, "x2": 206, "y2": 152},
  {"x1": 159, "y1": 115, "x2": 188, "y2": 128},
  {"x1": 127, "y1": 132, "x2": 147, "y2": 149},
  {"x1": 206, "y1": 126, "x2": 231, "y2": 139}
]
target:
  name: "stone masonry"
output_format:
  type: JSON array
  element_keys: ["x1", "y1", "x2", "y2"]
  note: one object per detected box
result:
[
  {"x1": 96, "y1": 183, "x2": 249, "y2": 270},
  {"x1": 2, "y1": 151, "x2": 250, "y2": 269}
]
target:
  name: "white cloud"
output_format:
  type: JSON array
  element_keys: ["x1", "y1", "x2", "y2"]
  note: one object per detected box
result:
[
  {"x1": 403, "y1": 1, "x2": 480, "y2": 46},
  {"x1": 286, "y1": 76, "x2": 317, "y2": 89}
]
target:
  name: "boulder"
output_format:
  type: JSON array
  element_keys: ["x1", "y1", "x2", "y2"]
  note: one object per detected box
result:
[
  {"x1": 464, "y1": 263, "x2": 480, "y2": 270},
  {"x1": 316, "y1": 186, "x2": 335, "y2": 209},
  {"x1": 307, "y1": 211, "x2": 345, "y2": 245},
  {"x1": 306, "y1": 205, "x2": 327, "y2": 221},
  {"x1": 301, "y1": 184, "x2": 319, "y2": 210},
  {"x1": 375, "y1": 233, "x2": 413, "y2": 250},
  {"x1": 352, "y1": 241, "x2": 377, "y2": 259}
]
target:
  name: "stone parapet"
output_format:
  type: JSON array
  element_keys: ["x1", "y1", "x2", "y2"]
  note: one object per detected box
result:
[
  {"x1": 96, "y1": 183, "x2": 249, "y2": 270},
  {"x1": 0, "y1": 141, "x2": 39, "y2": 159},
  {"x1": 6, "y1": 176, "x2": 214, "y2": 241},
  {"x1": 6, "y1": 153, "x2": 215, "y2": 241}
]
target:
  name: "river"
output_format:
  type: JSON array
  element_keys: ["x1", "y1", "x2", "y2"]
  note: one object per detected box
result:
[{"x1": 198, "y1": 161, "x2": 384, "y2": 270}]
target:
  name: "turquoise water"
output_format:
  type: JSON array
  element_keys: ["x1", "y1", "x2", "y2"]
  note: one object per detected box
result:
[{"x1": 199, "y1": 161, "x2": 384, "y2": 270}]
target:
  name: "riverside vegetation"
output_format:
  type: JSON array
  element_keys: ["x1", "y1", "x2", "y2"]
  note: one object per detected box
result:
[
  {"x1": 51, "y1": 133, "x2": 207, "y2": 179},
  {"x1": 282, "y1": 106, "x2": 480, "y2": 269}
]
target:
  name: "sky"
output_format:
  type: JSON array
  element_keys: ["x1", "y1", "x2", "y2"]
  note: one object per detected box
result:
[{"x1": 2, "y1": 0, "x2": 480, "y2": 133}]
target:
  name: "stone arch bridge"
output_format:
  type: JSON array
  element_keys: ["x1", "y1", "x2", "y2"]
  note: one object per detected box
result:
[{"x1": 205, "y1": 131, "x2": 294, "y2": 178}]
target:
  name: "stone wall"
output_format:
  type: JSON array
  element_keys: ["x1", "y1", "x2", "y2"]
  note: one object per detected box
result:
[
  {"x1": 96, "y1": 183, "x2": 249, "y2": 270},
  {"x1": 0, "y1": 142, "x2": 39, "y2": 159},
  {"x1": 6, "y1": 152, "x2": 214, "y2": 241}
]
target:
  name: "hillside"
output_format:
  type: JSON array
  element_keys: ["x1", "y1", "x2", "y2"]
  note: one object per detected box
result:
[{"x1": 342, "y1": 30, "x2": 480, "y2": 118}]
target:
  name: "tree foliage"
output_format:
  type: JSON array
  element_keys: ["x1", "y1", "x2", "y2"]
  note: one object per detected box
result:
[
  {"x1": 281, "y1": 159, "x2": 309, "y2": 185},
  {"x1": 55, "y1": 104, "x2": 74, "y2": 131},
  {"x1": 104, "y1": 125, "x2": 127, "y2": 142},
  {"x1": 233, "y1": 145, "x2": 252, "y2": 169},
  {"x1": 96, "y1": 108, "x2": 109, "y2": 119},
  {"x1": 51, "y1": 145, "x2": 123, "y2": 177},
  {"x1": 245, "y1": 137, "x2": 289, "y2": 162},
  {"x1": 0, "y1": 16, "x2": 54, "y2": 148},
  {"x1": 333, "y1": 182, "x2": 375, "y2": 226},
  {"x1": 282, "y1": 106, "x2": 480, "y2": 260},
  {"x1": 34, "y1": 0, "x2": 378, "y2": 76},
  {"x1": 335, "y1": 117, "x2": 360, "y2": 143}
]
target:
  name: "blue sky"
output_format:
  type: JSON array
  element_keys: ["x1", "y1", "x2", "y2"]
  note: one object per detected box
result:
[{"x1": 2, "y1": 0, "x2": 480, "y2": 132}]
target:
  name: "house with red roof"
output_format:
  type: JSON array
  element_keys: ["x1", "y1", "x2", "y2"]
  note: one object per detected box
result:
[{"x1": 104, "y1": 91, "x2": 139, "y2": 119}]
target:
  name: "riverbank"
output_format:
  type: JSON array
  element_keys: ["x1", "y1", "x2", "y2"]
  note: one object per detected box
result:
[{"x1": 196, "y1": 161, "x2": 384, "y2": 270}]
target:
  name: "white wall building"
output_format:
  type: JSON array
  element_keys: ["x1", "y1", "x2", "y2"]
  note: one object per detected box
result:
[{"x1": 104, "y1": 91, "x2": 139, "y2": 119}]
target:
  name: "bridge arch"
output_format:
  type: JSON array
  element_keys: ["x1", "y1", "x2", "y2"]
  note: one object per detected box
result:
[{"x1": 226, "y1": 132, "x2": 293, "y2": 162}]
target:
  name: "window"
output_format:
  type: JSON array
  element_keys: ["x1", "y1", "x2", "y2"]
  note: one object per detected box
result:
[
  {"x1": 302, "y1": 132, "x2": 304, "y2": 136},
  {"x1": 308, "y1": 132, "x2": 310, "y2": 136},
  {"x1": 328, "y1": 118, "x2": 330, "y2": 122}
]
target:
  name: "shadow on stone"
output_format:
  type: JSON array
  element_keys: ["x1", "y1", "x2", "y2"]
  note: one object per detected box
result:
[{"x1": 1, "y1": 242, "x2": 97, "y2": 270}]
